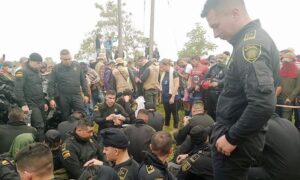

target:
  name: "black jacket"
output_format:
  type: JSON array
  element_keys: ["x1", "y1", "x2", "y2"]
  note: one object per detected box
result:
[
  {"x1": 124, "y1": 119, "x2": 156, "y2": 163},
  {"x1": 94, "y1": 102, "x2": 129, "y2": 131},
  {"x1": 212, "y1": 20, "x2": 280, "y2": 145},
  {"x1": 59, "y1": 133, "x2": 104, "y2": 179},
  {"x1": 261, "y1": 115, "x2": 300, "y2": 180},
  {"x1": 0, "y1": 153, "x2": 19, "y2": 180},
  {"x1": 0, "y1": 121, "x2": 37, "y2": 154},
  {"x1": 204, "y1": 63, "x2": 226, "y2": 92},
  {"x1": 113, "y1": 158, "x2": 139, "y2": 180},
  {"x1": 176, "y1": 114, "x2": 214, "y2": 145},
  {"x1": 48, "y1": 62, "x2": 89, "y2": 99},
  {"x1": 148, "y1": 111, "x2": 164, "y2": 132},
  {"x1": 138, "y1": 152, "x2": 176, "y2": 180},
  {"x1": 14, "y1": 64, "x2": 45, "y2": 107}
]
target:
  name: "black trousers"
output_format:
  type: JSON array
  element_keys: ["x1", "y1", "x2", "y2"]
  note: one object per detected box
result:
[
  {"x1": 59, "y1": 93, "x2": 85, "y2": 121},
  {"x1": 29, "y1": 104, "x2": 46, "y2": 142},
  {"x1": 248, "y1": 167, "x2": 272, "y2": 180},
  {"x1": 212, "y1": 133, "x2": 265, "y2": 180},
  {"x1": 163, "y1": 100, "x2": 179, "y2": 128}
]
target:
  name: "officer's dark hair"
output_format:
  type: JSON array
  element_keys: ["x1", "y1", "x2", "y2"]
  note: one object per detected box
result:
[
  {"x1": 201, "y1": 0, "x2": 245, "y2": 18},
  {"x1": 106, "y1": 90, "x2": 117, "y2": 97},
  {"x1": 137, "y1": 109, "x2": 149, "y2": 116},
  {"x1": 8, "y1": 108, "x2": 24, "y2": 122},
  {"x1": 76, "y1": 118, "x2": 94, "y2": 129},
  {"x1": 16, "y1": 143, "x2": 53, "y2": 177},
  {"x1": 150, "y1": 131, "x2": 173, "y2": 157},
  {"x1": 60, "y1": 49, "x2": 70, "y2": 56}
]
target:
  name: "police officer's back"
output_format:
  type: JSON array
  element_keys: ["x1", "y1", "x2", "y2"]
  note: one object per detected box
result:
[{"x1": 138, "y1": 131, "x2": 176, "y2": 180}]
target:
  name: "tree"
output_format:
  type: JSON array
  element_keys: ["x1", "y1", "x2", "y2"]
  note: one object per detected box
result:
[
  {"x1": 75, "y1": 1, "x2": 147, "y2": 60},
  {"x1": 178, "y1": 23, "x2": 217, "y2": 58}
]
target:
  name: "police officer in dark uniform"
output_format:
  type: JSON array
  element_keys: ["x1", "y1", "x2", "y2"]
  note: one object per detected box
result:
[
  {"x1": 138, "y1": 131, "x2": 176, "y2": 180},
  {"x1": 94, "y1": 90, "x2": 129, "y2": 132},
  {"x1": 100, "y1": 128, "x2": 139, "y2": 180},
  {"x1": 14, "y1": 52, "x2": 48, "y2": 141},
  {"x1": 0, "y1": 154, "x2": 19, "y2": 180},
  {"x1": 48, "y1": 49, "x2": 89, "y2": 121},
  {"x1": 201, "y1": 1, "x2": 280, "y2": 180},
  {"x1": 59, "y1": 119, "x2": 104, "y2": 179},
  {"x1": 176, "y1": 125, "x2": 213, "y2": 180}
]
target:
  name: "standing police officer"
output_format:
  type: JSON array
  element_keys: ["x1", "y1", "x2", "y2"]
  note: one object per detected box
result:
[
  {"x1": 14, "y1": 52, "x2": 48, "y2": 141},
  {"x1": 201, "y1": 0, "x2": 280, "y2": 180},
  {"x1": 48, "y1": 49, "x2": 89, "y2": 121}
]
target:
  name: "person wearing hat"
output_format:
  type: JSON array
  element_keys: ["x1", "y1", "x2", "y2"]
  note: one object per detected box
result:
[
  {"x1": 136, "y1": 56, "x2": 160, "y2": 106},
  {"x1": 14, "y1": 52, "x2": 48, "y2": 142},
  {"x1": 124, "y1": 109, "x2": 156, "y2": 163},
  {"x1": 277, "y1": 50, "x2": 300, "y2": 121},
  {"x1": 138, "y1": 131, "x2": 175, "y2": 180},
  {"x1": 176, "y1": 125, "x2": 213, "y2": 180},
  {"x1": 112, "y1": 58, "x2": 134, "y2": 95},
  {"x1": 48, "y1": 49, "x2": 89, "y2": 121},
  {"x1": 59, "y1": 119, "x2": 104, "y2": 179},
  {"x1": 13, "y1": 57, "x2": 28, "y2": 76},
  {"x1": 84, "y1": 128, "x2": 139, "y2": 180},
  {"x1": 94, "y1": 53, "x2": 107, "y2": 103}
]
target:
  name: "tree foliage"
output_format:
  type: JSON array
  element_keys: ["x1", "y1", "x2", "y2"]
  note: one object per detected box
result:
[
  {"x1": 178, "y1": 23, "x2": 217, "y2": 58},
  {"x1": 75, "y1": 1, "x2": 147, "y2": 60}
]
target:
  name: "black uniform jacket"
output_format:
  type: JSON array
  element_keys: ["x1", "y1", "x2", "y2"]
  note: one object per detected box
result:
[{"x1": 212, "y1": 20, "x2": 280, "y2": 145}]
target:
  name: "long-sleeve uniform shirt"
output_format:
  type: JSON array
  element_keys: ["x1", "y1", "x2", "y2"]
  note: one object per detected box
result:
[{"x1": 212, "y1": 20, "x2": 280, "y2": 145}]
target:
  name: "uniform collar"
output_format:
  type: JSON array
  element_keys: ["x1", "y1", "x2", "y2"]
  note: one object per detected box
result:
[
  {"x1": 113, "y1": 158, "x2": 133, "y2": 169},
  {"x1": 7, "y1": 121, "x2": 27, "y2": 126},
  {"x1": 229, "y1": 19, "x2": 261, "y2": 46}
]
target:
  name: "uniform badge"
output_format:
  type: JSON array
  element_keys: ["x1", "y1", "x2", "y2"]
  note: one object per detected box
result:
[
  {"x1": 190, "y1": 154, "x2": 200, "y2": 163},
  {"x1": 15, "y1": 71, "x2": 23, "y2": 78},
  {"x1": 62, "y1": 150, "x2": 71, "y2": 159},
  {"x1": 146, "y1": 165, "x2": 155, "y2": 174},
  {"x1": 1, "y1": 160, "x2": 9, "y2": 166},
  {"x1": 244, "y1": 30, "x2": 256, "y2": 41},
  {"x1": 243, "y1": 44, "x2": 261, "y2": 63},
  {"x1": 181, "y1": 160, "x2": 191, "y2": 172},
  {"x1": 118, "y1": 167, "x2": 128, "y2": 180}
]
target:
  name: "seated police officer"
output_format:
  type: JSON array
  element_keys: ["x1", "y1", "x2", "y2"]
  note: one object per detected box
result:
[
  {"x1": 116, "y1": 88, "x2": 137, "y2": 123},
  {"x1": 94, "y1": 90, "x2": 129, "y2": 132},
  {"x1": 175, "y1": 101, "x2": 214, "y2": 146},
  {"x1": 176, "y1": 125, "x2": 213, "y2": 180},
  {"x1": 248, "y1": 115, "x2": 300, "y2": 180},
  {"x1": 84, "y1": 128, "x2": 139, "y2": 180},
  {"x1": 138, "y1": 131, "x2": 176, "y2": 180},
  {"x1": 124, "y1": 109, "x2": 156, "y2": 163},
  {"x1": 59, "y1": 119, "x2": 104, "y2": 179},
  {"x1": 16, "y1": 143, "x2": 54, "y2": 180}
]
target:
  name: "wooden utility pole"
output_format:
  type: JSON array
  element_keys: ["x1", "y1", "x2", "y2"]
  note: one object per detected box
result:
[
  {"x1": 149, "y1": 0, "x2": 155, "y2": 60},
  {"x1": 118, "y1": 0, "x2": 123, "y2": 58}
]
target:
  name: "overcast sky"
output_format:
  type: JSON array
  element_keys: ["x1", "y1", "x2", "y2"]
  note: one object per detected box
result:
[{"x1": 0, "y1": 0, "x2": 299, "y2": 61}]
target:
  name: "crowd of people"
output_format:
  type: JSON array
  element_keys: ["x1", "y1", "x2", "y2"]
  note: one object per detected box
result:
[{"x1": 1, "y1": 0, "x2": 300, "y2": 180}]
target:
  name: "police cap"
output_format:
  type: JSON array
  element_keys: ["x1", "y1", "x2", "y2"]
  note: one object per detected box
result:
[{"x1": 101, "y1": 128, "x2": 129, "y2": 149}]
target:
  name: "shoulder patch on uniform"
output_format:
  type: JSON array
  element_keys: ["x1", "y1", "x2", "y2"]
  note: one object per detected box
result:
[
  {"x1": 118, "y1": 167, "x2": 128, "y2": 179},
  {"x1": 146, "y1": 165, "x2": 155, "y2": 174},
  {"x1": 62, "y1": 150, "x2": 71, "y2": 159},
  {"x1": 243, "y1": 44, "x2": 261, "y2": 63},
  {"x1": 1, "y1": 160, "x2": 9, "y2": 166},
  {"x1": 181, "y1": 160, "x2": 191, "y2": 172},
  {"x1": 15, "y1": 71, "x2": 23, "y2": 78},
  {"x1": 244, "y1": 30, "x2": 256, "y2": 41},
  {"x1": 189, "y1": 153, "x2": 200, "y2": 163}
]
